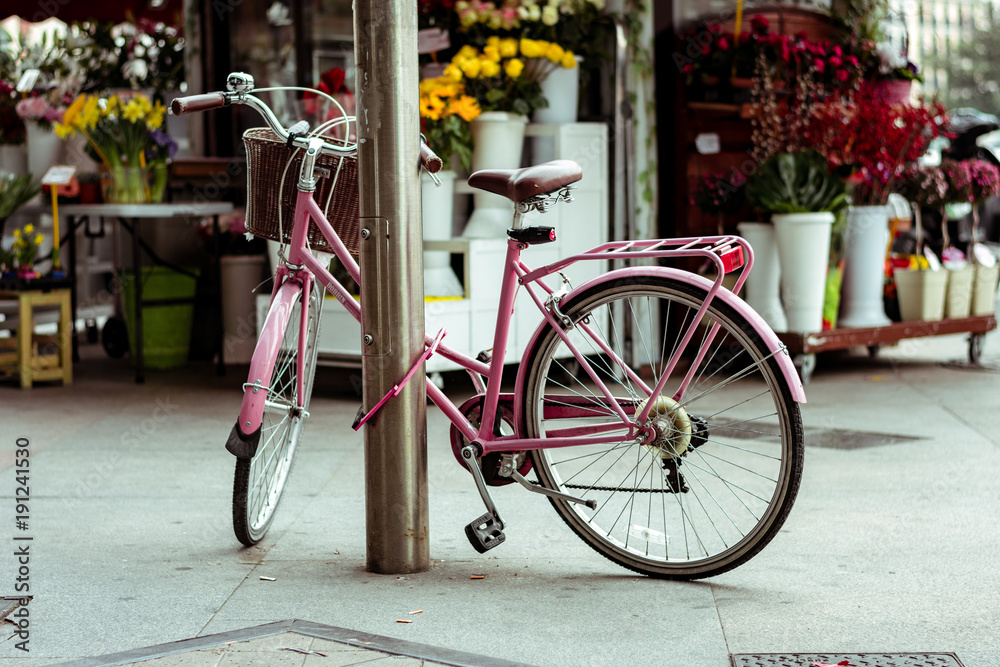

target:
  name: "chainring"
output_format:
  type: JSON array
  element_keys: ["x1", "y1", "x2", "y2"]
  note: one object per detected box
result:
[{"x1": 450, "y1": 395, "x2": 531, "y2": 486}]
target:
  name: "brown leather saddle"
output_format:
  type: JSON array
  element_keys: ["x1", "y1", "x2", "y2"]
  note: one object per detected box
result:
[{"x1": 467, "y1": 159, "x2": 582, "y2": 204}]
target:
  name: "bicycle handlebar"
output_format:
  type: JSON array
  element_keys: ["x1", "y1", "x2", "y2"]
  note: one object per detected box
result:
[
  {"x1": 170, "y1": 93, "x2": 229, "y2": 115},
  {"x1": 170, "y1": 86, "x2": 443, "y2": 171},
  {"x1": 419, "y1": 140, "x2": 443, "y2": 174}
]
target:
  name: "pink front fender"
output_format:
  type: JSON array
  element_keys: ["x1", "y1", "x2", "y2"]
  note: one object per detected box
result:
[
  {"x1": 238, "y1": 281, "x2": 302, "y2": 434},
  {"x1": 514, "y1": 266, "x2": 806, "y2": 410}
]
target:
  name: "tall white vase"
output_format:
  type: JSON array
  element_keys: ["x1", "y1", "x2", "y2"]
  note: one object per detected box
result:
[
  {"x1": 531, "y1": 58, "x2": 582, "y2": 164},
  {"x1": 221, "y1": 254, "x2": 268, "y2": 364},
  {"x1": 421, "y1": 170, "x2": 463, "y2": 297},
  {"x1": 26, "y1": 122, "x2": 61, "y2": 181},
  {"x1": 838, "y1": 205, "x2": 892, "y2": 328},
  {"x1": 772, "y1": 212, "x2": 834, "y2": 333},
  {"x1": 0, "y1": 144, "x2": 27, "y2": 175},
  {"x1": 462, "y1": 112, "x2": 527, "y2": 239},
  {"x1": 737, "y1": 222, "x2": 787, "y2": 332}
]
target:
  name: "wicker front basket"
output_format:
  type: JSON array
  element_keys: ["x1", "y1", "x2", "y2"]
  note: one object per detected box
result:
[{"x1": 243, "y1": 128, "x2": 360, "y2": 256}]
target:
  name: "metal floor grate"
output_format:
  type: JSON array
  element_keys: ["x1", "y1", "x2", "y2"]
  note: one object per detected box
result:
[{"x1": 730, "y1": 653, "x2": 965, "y2": 667}]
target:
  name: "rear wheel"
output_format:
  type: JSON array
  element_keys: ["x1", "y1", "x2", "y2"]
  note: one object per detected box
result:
[
  {"x1": 521, "y1": 275, "x2": 803, "y2": 579},
  {"x1": 233, "y1": 285, "x2": 322, "y2": 545}
]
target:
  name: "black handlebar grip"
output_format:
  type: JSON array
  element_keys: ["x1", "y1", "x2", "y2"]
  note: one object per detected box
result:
[{"x1": 170, "y1": 93, "x2": 228, "y2": 116}]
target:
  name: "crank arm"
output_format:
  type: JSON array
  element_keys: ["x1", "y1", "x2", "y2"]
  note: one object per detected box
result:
[
  {"x1": 509, "y1": 470, "x2": 597, "y2": 510},
  {"x1": 460, "y1": 445, "x2": 503, "y2": 529}
]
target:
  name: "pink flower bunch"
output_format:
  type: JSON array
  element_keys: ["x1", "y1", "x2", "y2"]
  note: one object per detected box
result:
[
  {"x1": 941, "y1": 159, "x2": 974, "y2": 205},
  {"x1": 896, "y1": 163, "x2": 948, "y2": 208},
  {"x1": 965, "y1": 159, "x2": 1000, "y2": 204},
  {"x1": 15, "y1": 96, "x2": 64, "y2": 125},
  {"x1": 456, "y1": 0, "x2": 521, "y2": 30}
]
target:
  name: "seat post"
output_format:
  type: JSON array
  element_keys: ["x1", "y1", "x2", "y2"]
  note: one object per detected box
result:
[{"x1": 510, "y1": 208, "x2": 525, "y2": 231}]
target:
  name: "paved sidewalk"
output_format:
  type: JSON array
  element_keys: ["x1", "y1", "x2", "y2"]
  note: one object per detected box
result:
[{"x1": 0, "y1": 323, "x2": 998, "y2": 666}]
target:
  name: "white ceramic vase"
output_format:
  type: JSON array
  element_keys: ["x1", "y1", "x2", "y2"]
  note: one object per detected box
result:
[
  {"x1": 0, "y1": 144, "x2": 27, "y2": 175},
  {"x1": 462, "y1": 112, "x2": 527, "y2": 239},
  {"x1": 838, "y1": 205, "x2": 892, "y2": 328},
  {"x1": 736, "y1": 222, "x2": 787, "y2": 332},
  {"x1": 531, "y1": 57, "x2": 582, "y2": 164},
  {"x1": 972, "y1": 263, "x2": 999, "y2": 316},
  {"x1": 26, "y1": 121, "x2": 61, "y2": 182},
  {"x1": 893, "y1": 267, "x2": 947, "y2": 322},
  {"x1": 421, "y1": 170, "x2": 463, "y2": 297},
  {"x1": 772, "y1": 212, "x2": 834, "y2": 333},
  {"x1": 221, "y1": 254, "x2": 268, "y2": 364}
]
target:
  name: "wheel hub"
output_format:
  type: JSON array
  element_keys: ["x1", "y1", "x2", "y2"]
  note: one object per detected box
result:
[{"x1": 638, "y1": 395, "x2": 692, "y2": 458}]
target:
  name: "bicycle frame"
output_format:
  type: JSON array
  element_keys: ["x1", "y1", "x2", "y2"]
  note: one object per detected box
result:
[{"x1": 243, "y1": 182, "x2": 806, "y2": 457}]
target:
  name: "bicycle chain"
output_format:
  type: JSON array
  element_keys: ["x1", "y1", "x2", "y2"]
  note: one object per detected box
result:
[{"x1": 532, "y1": 481, "x2": 676, "y2": 494}]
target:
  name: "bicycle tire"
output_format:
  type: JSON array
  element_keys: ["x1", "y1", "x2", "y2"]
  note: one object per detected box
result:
[
  {"x1": 521, "y1": 275, "x2": 803, "y2": 579},
  {"x1": 233, "y1": 284, "x2": 322, "y2": 546}
]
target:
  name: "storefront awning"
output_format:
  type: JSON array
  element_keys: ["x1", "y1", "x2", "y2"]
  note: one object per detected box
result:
[{"x1": 3, "y1": 0, "x2": 181, "y2": 25}]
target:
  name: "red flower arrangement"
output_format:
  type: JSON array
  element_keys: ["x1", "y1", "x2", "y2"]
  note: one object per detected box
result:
[
  {"x1": 691, "y1": 171, "x2": 746, "y2": 215},
  {"x1": 803, "y1": 89, "x2": 949, "y2": 206},
  {"x1": 677, "y1": 15, "x2": 862, "y2": 91},
  {"x1": 302, "y1": 68, "x2": 355, "y2": 137}
]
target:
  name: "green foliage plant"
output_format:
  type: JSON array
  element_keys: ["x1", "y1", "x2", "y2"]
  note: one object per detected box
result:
[{"x1": 746, "y1": 150, "x2": 847, "y2": 214}]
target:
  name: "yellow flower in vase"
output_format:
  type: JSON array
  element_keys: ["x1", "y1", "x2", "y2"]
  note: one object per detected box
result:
[
  {"x1": 54, "y1": 92, "x2": 177, "y2": 203},
  {"x1": 505, "y1": 58, "x2": 525, "y2": 79},
  {"x1": 499, "y1": 38, "x2": 519, "y2": 58},
  {"x1": 419, "y1": 77, "x2": 480, "y2": 172},
  {"x1": 545, "y1": 42, "x2": 565, "y2": 64},
  {"x1": 449, "y1": 95, "x2": 481, "y2": 122}
]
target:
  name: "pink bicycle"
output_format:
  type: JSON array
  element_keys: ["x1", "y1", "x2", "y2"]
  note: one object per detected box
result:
[{"x1": 172, "y1": 73, "x2": 806, "y2": 580}]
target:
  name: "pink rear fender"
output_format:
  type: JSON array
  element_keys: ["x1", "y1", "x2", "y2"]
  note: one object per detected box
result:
[{"x1": 514, "y1": 266, "x2": 806, "y2": 410}]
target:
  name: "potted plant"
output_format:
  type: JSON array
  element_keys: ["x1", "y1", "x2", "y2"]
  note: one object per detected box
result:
[
  {"x1": 965, "y1": 159, "x2": 1000, "y2": 315},
  {"x1": 0, "y1": 173, "x2": 40, "y2": 233},
  {"x1": 746, "y1": 150, "x2": 847, "y2": 333},
  {"x1": 937, "y1": 159, "x2": 977, "y2": 318},
  {"x1": 892, "y1": 163, "x2": 949, "y2": 321},
  {"x1": 805, "y1": 90, "x2": 947, "y2": 328},
  {"x1": 418, "y1": 75, "x2": 479, "y2": 296},
  {"x1": 54, "y1": 92, "x2": 173, "y2": 203},
  {"x1": 443, "y1": 38, "x2": 577, "y2": 237}
]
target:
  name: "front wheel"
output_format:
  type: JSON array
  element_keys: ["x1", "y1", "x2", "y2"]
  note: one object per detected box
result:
[
  {"x1": 521, "y1": 276, "x2": 803, "y2": 579},
  {"x1": 233, "y1": 285, "x2": 322, "y2": 545}
]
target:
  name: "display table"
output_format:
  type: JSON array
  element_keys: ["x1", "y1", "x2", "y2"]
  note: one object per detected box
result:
[
  {"x1": 60, "y1": 203, "x2": 234, "y2": 383},
  {"x1": 777, "y1": 314, "x2": 998, "y2": 382},
  {"x1": 0, "y1": 280, "x2": 73, "y2": 388}
]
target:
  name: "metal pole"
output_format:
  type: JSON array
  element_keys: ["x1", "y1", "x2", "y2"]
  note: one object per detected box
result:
[{"x1": 353, "y1": 0, "x2": 430, "y2": 574}]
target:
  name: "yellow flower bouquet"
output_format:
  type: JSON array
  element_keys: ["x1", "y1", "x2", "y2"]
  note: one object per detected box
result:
[
  {"x1": 55, "y1": 92, "x2": 170, "y2": 204},
  {"x1": 444, "y1": 37, "x2": 578, "y2": 116},
  {"x1": 7, "y1": 223, "x2": 45, "y2": 277},
  {"x1": 420, "y1": 77, "x2": 481, "y2": 172}
]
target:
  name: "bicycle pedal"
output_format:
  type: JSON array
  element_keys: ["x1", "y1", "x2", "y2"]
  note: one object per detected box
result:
[{"x1": 465, "y1": 512, "x2": 505, "y2": 553}]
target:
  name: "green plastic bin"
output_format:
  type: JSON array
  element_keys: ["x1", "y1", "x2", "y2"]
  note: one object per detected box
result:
[{"x1": 121, "y1": 266, "x2": 199, "y2": 370}]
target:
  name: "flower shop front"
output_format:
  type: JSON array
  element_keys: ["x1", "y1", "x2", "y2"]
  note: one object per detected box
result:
[{"x1": 673, "y1": 4, "x2": 998, "y2": 381}]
